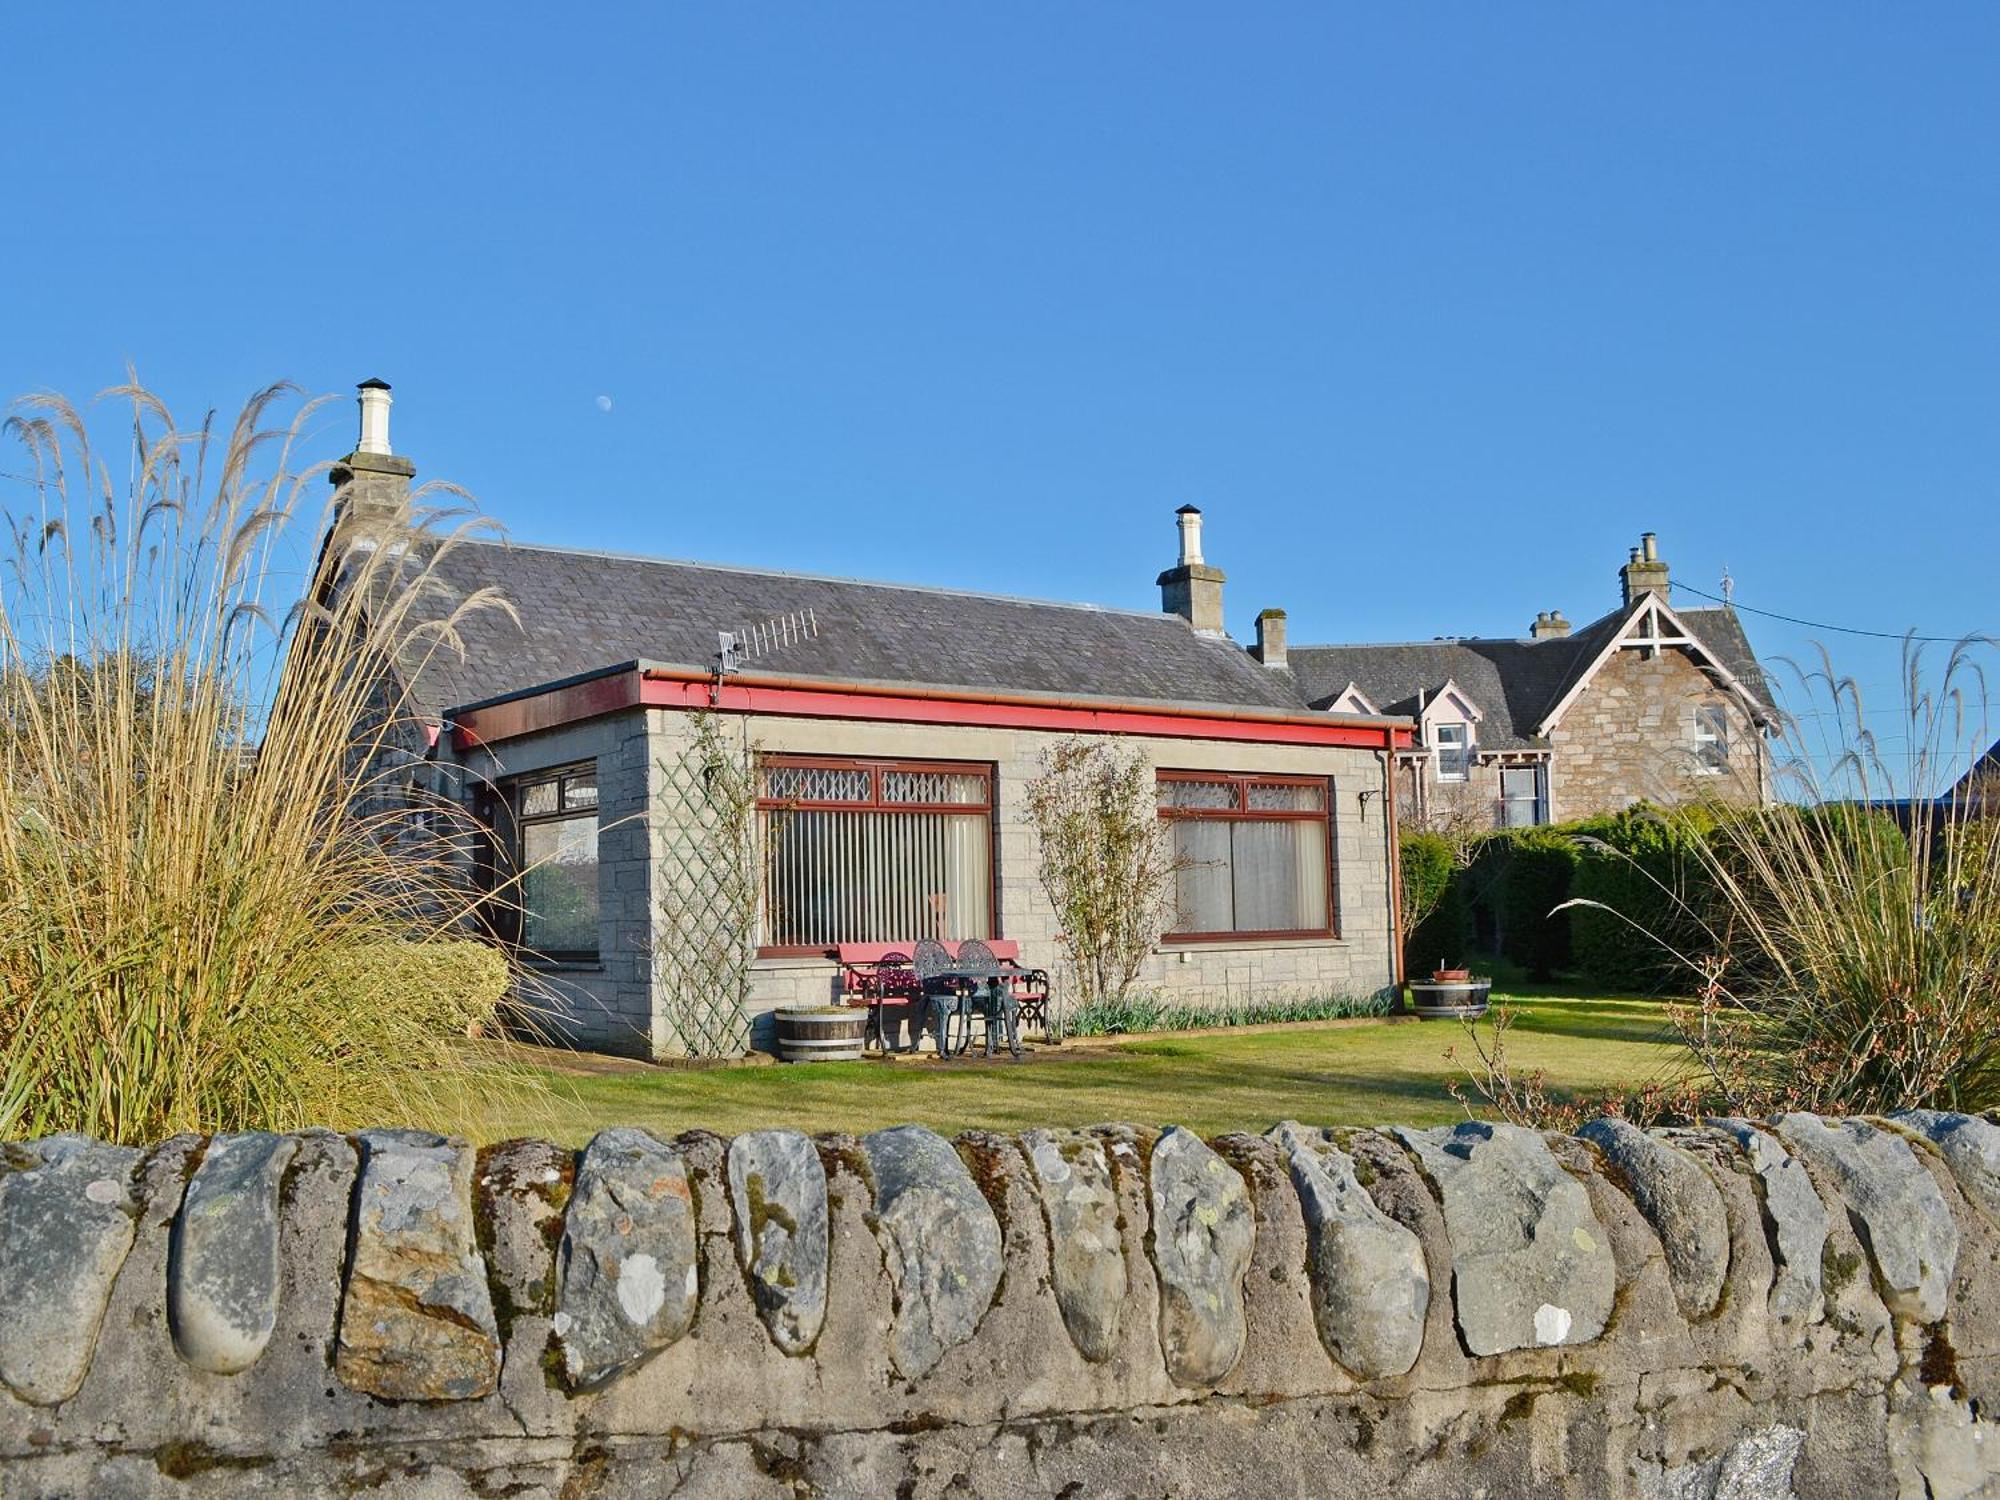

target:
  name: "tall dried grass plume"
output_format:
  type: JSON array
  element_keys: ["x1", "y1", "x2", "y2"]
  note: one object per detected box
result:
[{"x1": 0, "y1": 377, "x2": 536, "y2": 1142}]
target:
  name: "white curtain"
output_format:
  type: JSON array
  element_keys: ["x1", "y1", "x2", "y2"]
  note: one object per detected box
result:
[{"x1": 1171, "y1": 817, "x2": 1328, "y2": 935}]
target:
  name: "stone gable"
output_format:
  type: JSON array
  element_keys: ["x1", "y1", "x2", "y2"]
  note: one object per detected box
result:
[{"x1": 1547, "y1": 644, "x2": 1767, "y2": 821}]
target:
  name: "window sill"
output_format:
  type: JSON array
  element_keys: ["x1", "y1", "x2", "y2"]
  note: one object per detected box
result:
[
  {"x1": 1159, "y1": 934, "x2": 1346, "y2": 953},
  {"x1": 523, "y1": 958, "x2": 605, "y2": 975},
  {"x1": 754, "y1": 953, "x2": 840, "y2": 970}
]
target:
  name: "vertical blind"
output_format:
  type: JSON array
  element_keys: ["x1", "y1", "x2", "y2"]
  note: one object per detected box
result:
[
  {"x1": 1159, "y1": 774, "x2": 1332, "y2": 937},
  {"x1": 758, "y1": 759, "x2": 993, "y2": 949}
]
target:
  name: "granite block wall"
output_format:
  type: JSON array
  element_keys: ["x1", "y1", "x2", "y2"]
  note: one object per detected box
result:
[{"x1": 2, "y1": 1110, "x2": 2000, "y2": 1497}]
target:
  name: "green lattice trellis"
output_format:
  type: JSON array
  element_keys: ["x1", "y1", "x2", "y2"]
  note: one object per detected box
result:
[{"x1": 653, "y1": 713, "x2": 761, "y2": 1057}]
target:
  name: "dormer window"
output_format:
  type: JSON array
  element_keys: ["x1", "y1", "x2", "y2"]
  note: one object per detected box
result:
[
  {"x1": 1434, "y1": 723, "x2": 1471, "y2": 781},
  {"x1": 1694, "y1": 704, "x2": 1730, "y2": 774}
]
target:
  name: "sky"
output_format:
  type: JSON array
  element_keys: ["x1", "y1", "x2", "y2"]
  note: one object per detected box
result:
[{"x1": 4, "y1": 6, "x2": 1997, "y2": 789}]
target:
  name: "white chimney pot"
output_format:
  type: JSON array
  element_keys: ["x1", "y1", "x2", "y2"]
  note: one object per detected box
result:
[
  {"x1": 1177, "y1": 507, "x2": 1204, "y2": 566},
  {"x1": 356, "y1": 381, "x2": 393, "y2": 456}
]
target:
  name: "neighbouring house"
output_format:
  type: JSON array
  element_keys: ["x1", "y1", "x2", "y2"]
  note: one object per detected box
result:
[
  {"x1": 1948, "y1": 738, "x2": 2000, "y2": 817},
  {"x1": 336, "y1": 387, "x2": 1412, "y2": 1058},
  {"x1": 1282, "y1": 534, "x2": 1777, "y2": 830}
]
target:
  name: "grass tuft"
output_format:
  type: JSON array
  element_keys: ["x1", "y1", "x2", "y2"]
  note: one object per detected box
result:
[{"x1": 0, "y1": 378, "x2": 541, "y2": 1143}]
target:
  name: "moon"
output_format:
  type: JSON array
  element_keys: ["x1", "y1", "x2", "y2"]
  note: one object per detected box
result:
[{"x1": 595, "y1": 394, "x2": 614, "y2": 413}]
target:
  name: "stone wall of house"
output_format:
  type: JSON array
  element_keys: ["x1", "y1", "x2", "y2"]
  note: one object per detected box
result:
[
  {"x1": 4, "y1": 1110, "x2": 1999, "y2": 1498},
  {"x1": 646, "y1": 709, "x2": 1401, "y2": 1049},
  {"x1": 454, "y1": 712, "x2": 657, "y2": 1058},
  {"x1": 1546, "y1": 645, "x2": 1768, "y2": 823}
]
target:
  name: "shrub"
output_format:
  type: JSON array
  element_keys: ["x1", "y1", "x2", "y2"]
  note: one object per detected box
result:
[
  {"x1": 0, "y1": 380, "x2": 541, "y2": 1142},
  {"x1": 325, "y1": 941, "x2": 511, "y2": 1038},
  {"x1": 1402, "y1": 830, "x2": 1472, "y2": 974},
  {"x1": 1026, "y1": 738, "x2": 1183, "y2": 1016}
]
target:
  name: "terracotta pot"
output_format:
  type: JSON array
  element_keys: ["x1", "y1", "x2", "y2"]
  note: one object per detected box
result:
[{"x1": 1432, "y1": 967, "x2": 1471, "y2": 982}]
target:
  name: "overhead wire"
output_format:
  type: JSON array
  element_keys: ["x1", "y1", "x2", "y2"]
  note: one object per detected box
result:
[{"x1": 1677, "y1": 580, "x2": 1984, "y2": 646}]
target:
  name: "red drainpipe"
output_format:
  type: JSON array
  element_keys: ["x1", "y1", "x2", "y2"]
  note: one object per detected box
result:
[{"x1": 1382, "y1": 731, "x2": 1404, "y2": 990}]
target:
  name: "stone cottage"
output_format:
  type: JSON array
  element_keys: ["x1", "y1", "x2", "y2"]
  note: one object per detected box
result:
[
  {"x1": 1282, "y1": 534, "x2": 1775, "y2": 830},
  {"x1": 339, "y1": 387, "x2": 1411, "y2": 1057},
  {"x1": 338, "y1": 383, "x2": 1773, "y2": 1054}
]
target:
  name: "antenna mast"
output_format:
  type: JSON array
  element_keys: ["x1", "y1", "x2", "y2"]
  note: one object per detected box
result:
[{"x1": 713, "y1": 608, "x2": 820, "y2": 702}]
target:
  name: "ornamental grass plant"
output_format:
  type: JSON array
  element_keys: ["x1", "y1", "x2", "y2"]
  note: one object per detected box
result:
[
  {"x1": 1561, "y1": 638, "x2": 2000, "y2": 1119},
  {"x1": 0, "y1": 379, "x2": 539, "y2": 1142}
]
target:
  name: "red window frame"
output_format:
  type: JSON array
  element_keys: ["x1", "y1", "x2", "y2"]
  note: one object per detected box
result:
[
  {"x1": 755, "y1": 755, "x2": 996, "y2": 957},
  {"x1": 1156, "y1": 770, "x2": 1337, "y2": 943}
]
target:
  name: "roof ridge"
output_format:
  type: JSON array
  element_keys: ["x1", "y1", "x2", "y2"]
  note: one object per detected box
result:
[
  {"x1": 449, "y1": 535, "x2": 1193, "y2": 626},
  {"x1": 1289, "y1": 636, "x2": 1561, "y2": 651}
]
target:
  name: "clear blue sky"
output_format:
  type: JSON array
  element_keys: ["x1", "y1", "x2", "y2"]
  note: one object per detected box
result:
[{"x1": 5, "y1": 7, "x2": 1997, "y2": 783}]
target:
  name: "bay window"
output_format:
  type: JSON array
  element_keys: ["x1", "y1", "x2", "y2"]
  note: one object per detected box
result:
[
  {"x1": 758, "y1": 756, "x2": 993, "y2": 952},
  {"x1": 1158, "y1": 772, "x2": 1334, "y2": 940}
]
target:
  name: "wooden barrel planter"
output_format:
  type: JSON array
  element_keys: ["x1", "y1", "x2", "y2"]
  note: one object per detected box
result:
[
  {"x1": 1407, "y1": 979, "x2": 1493, "y2": 1019},
  {"x1": 775, "y1": 1007, "x2": 868, "y2": 1063}
]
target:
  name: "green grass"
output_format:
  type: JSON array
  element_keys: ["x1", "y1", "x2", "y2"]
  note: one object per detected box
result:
[{"x1": 475, "y1": 985, "x2": 1687, "y2": 1144}]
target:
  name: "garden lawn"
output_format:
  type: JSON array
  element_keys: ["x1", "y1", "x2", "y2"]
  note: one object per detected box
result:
[{"x1": 473, "y1": 988, "x2": 1687, "y2": 1144}]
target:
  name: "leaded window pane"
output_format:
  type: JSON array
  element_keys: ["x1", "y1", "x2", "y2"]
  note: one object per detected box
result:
[
  {"x1": 881, "y1": 769, "x2": 987, "y2": 805},
  {"x1": 763, "y1": 764, "x2": 871, "y2": 803},
  {"x1": 1159, "y1": 777, "x2": 1237, "y2": 811},
  {"x1": 1246, "y1": 782, "x2": 1323, "y2": 812}
]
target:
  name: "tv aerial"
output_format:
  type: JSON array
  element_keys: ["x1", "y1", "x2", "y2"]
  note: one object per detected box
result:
[{"x1": 711, "y1": 608, "x2": 820, "y2": 703}]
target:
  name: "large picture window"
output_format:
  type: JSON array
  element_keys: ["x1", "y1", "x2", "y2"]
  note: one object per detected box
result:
[
  {"x1": 1158, "y1": 772, "x2": 1333, "y2": 940},
  {"x1": 757, "y1": 756, "x2": 993, "y2": 952},
  {"x1": 510, "y1": 764, "x2": 600, "y2": 961}
]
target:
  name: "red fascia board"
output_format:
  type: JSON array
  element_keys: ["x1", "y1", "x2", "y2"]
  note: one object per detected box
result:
[
  {"x1": 454, "y1": 667, "x2": 1414, "y2": 752},
  {"x1": 644, "y1": 674, "x2": 1412, "y2": 749}
]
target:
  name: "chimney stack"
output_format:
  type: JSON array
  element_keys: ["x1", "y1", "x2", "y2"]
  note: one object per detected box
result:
[
  {"x1": 1529, "y1": 609, "x2": 1572, "y2": 640},
  {"x1": 330, "y1": 378, "x2": 416, "y2": 549},
  {"x1": 1252, "y1": 608, "x2": 1288, "y2": 669},
  {"x1": 1157, "y1": 505, "x2": 1227, "y2": 636},
  {"x1": 1619, "y1": 531, "x2": 1670, "y2": 607}
]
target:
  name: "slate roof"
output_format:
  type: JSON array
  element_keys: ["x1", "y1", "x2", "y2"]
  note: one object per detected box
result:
[
  {"x1": 1676, "y1": 605, "x2": 1771, "y2": 707},
  {"x1": 1287, "y1": 598, "x2": 1771, "y2": 751},
  {"x1": 408, "y1": 538, "x2": 1313, "y2": 717},
  {"x1": 1951, "y1": 737, "x2": 2000, "y2": 799}
]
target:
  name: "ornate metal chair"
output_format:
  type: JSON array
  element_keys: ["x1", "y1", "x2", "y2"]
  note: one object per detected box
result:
[
  {"x1": 953, "y1": 938, "x2": 1021, "y2": 1058},
  {"x1": 910, "y1": 938, "x2": 961, "y2": 1057}
]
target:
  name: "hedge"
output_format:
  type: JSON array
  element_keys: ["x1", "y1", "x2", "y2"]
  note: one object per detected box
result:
[
  {"x1": 1494, "y1": 830, "x2": 1580, "y2": 980},
  {"x1": 1401, "y1": 831, "x2": 1471, "y2": 974},
  {"x1": 1403, "y1": 799, "x2": 1914, "y2": 992},
  {"x1": 1567, "y1": 808, "x2": 1713, "y2": 991}
]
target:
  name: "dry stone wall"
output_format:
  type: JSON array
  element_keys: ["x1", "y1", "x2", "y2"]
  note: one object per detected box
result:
[{"x1": 2, "y1": 1113, "x2": 2000, "y2": 1497}]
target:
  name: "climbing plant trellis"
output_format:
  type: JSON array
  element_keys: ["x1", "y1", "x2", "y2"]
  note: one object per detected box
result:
[{"x1": 652, "y1": 712, "x2": 763, "y2": 1057}]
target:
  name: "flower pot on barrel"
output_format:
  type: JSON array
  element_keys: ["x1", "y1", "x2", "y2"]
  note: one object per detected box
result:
[{"x1": 1407, "y1": 965, "x2": 1491, "y2": 1018}]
